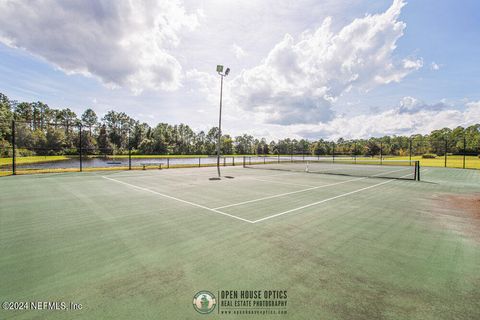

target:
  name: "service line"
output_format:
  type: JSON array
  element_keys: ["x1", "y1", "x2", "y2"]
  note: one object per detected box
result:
[
  {"x1": 251, "y1": 171, "x2": 414, "y2": 223},
  {"x1": 102, "y1": 176, "x2": 254, "y2": 224}
]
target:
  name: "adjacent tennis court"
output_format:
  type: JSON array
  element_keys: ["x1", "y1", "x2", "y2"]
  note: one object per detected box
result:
[{"x1": 1, "y1": 164, "x2": 479, "y2": 319}]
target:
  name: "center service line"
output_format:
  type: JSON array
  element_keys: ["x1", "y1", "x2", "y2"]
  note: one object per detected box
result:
[
  {"x1": 251, "y1": 172, "x2": 414, "y2": 224},
  {"x1": 214, "y1": 167, "x2": 409, "y2": 210},
  {"x1": 102, "y1": 176, "x2": 254, "y2": 224}
]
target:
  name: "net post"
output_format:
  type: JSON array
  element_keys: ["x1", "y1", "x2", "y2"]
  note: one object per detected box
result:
[
  {"x1": 278, "y1": 154, "x2": 280, "y2": 163},
  {"x1": 243, "y1": 156, "x2": 246, "y2": 168},
  {"x1": 167, "y1": 158, "x2": 170, "y2": 169},
  {"x1": 232, "y1": 156, "x2": 235, "y2": 166},
  {"x1": 264, "y1": 155, "x2": 266, "y2": 164},
  {"x1": 416, "y1": 161, "x2": 421, "y2": 181},
  {"x1": 199, "y1": 157, "x2": 201, "y2": 167},
  {"x1": 444, "y1": 138, "x2": 447, "y2": 167},
  {"x1": 224, "y1": 157, "x2": 226, "y2": 166},
  {"x1": 12, "y1": 120, "x2": 16, "y2": 175},
  {"x1": 463, "y1": 136, "x2": 466, "y2": 169}
]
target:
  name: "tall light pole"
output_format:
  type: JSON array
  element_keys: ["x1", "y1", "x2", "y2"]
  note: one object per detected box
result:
[{"x1": 215, "y1": 65, "x2": 230, "y2": 179}]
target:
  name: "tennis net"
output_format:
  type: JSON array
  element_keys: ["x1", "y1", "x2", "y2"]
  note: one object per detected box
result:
[{"x1": 243, "y1": 157, "x2": 420, "y2": 181}]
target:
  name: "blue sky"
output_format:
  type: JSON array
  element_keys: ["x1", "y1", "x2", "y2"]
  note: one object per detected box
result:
[{"x1": 0, "y1": 0, "x2": 479, "y2": 140}]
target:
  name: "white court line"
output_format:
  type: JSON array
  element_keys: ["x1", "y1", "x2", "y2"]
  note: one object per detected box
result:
[
  {"x1": 101, "y1": 176, "x2": 254, "y2": 224},
  {"x1": 104, "y1": 169, "x2": 302, "y2": 182},
  {"x1": 213, "y1": 167, "x2": 410, "y2": 210},
  {"x1": 213, "y1": 177, "x2": 364, "y2": 210},
  {"x1": 101, "y1": 168, "x2": 424, "y2": 225},
  {"x1": 252, "y1": 171, "x2": 414, "y2": 223},
  {"x1": 250, "y1": 171, "x2": 306, "y2": 178},
  {"x1": 248, "y1": 177, "x2": 315, "y2": 188}
]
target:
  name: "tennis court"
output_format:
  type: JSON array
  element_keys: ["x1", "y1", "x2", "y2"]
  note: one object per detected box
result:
[{"x1": 1, "y1": 163, "x2": 480, "y2": 319}]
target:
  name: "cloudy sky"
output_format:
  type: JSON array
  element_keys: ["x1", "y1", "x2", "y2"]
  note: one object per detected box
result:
[{"x1": 0, "y1": 0, "x2": 479, "y2": 140}]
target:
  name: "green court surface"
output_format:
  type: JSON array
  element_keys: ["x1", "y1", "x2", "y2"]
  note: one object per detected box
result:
[{"x1": 1, "y1": 165, "x2": 479, "y2": 319}]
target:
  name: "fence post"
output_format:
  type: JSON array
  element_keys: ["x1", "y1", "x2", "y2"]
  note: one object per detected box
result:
[
  {"x1": 380, "y1": 142, "x2": 383, "y2": 165},
  {"x1": 12, "y1": 120, "x2": 16, "y2": 175},
  {"x1": 127, "y1": 130, "x2": 131, "y2": 170},
  {"x1": 278, "y1": 154, "x2": 280, "y2": 163},
  {"x1": 79, "y1": 125, "x2": 83, "y2": 172},
  {"x1": 354, "y1": 142, "x2": 357, "y2": 164},
  {"x1": 199, "y1": 157, "x2": 201, "y2": 167},
  {"x1": 167, "y1": 158, "x2": 170, "y2": 169},
  {"x1": 232, "y1": 157, "x2": 235, "y2": 166},
  {"x1": 444, "y1": 138, "x2": 448, "y2": 168},
  {"x1": 128, "y1": 148, "x2": 132, "y2": 170},
  {"x1": 243, "y1": 156, "x2": 246, "y2": 167},
  {"x1": 409, "y1": 138, "x2": 412, "y2": 165},
  {"x1": 332, "y1": 142, "x2": 335, "y2": 163},
  {"x1": 463, "y1": 136, "x2": 466, "y2": 169}
]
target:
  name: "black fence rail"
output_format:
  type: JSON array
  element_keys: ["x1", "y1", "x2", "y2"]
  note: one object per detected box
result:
[
  {"x1": 0, "y1": 119, "x2": 247, "y2": 175},
  {"x1": 0, "y1": 119, "x2": 479, "y2": 176},
  {"x1": 0, "y1": 146, "x2": 243, "y2": 175}
]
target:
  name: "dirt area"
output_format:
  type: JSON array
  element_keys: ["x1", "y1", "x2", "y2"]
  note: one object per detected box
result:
[{"x1": 431, "y1": 193, "x2": 480, "y2": 243}]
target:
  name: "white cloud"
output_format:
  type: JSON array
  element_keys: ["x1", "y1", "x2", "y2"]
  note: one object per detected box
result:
[
  {"x1": 430, "y1": 62, "x2": 441, "y2": 70},
  {"x1": 403, "y1": 58, "x2": 423, "y2": 70},
  {"x1": 231, "y1": 44, "x2": 247, "y2": 59},
  {"x1": 399, "y1": 96, "x2": 422, "y2": 109},
  {"x1": 230, "y1": 0, "x2": 423, "y2": 125},
  {"x1": 295, "y1": 99, "x2": 480, "y2": 140},
  {"x1": 185, "y1": 68, "x2": 217, "y2": 98},
  {"x1": 398, "y1": 96, "x2": 447, "y2": 114},
  {"x1": 0, "y1": 0, "x2": 200, "y2": 93},
  {"x1": 464, "y1": 101, "x2": 480, "y2": 119}
]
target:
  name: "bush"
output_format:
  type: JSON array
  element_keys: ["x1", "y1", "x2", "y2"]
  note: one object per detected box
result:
[
  {"x1": 422, "y1": 153, "x2": 437, "y2": 159},
  {"x1": 0, "y1": 139, "x2": 12, "y2": 157},
  {"x1": 16, "y1": 148, "x2": 36, "y2": 157},
  {"x1": 63, "y1": 148, "x2": 79, "y2": 155}
]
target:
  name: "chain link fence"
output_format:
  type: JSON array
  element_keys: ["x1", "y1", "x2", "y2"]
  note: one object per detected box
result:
[
  {"x1": 0, "y1": 120, "x2": 243, "y2": 175},
  {"x1": 1, "y1": 119, "x2": 479, "y2": 176}
]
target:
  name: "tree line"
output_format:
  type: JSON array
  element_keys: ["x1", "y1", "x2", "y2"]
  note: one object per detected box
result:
[{"x1": 0, "y1": 92, "x2": 479, "y2": 157}]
